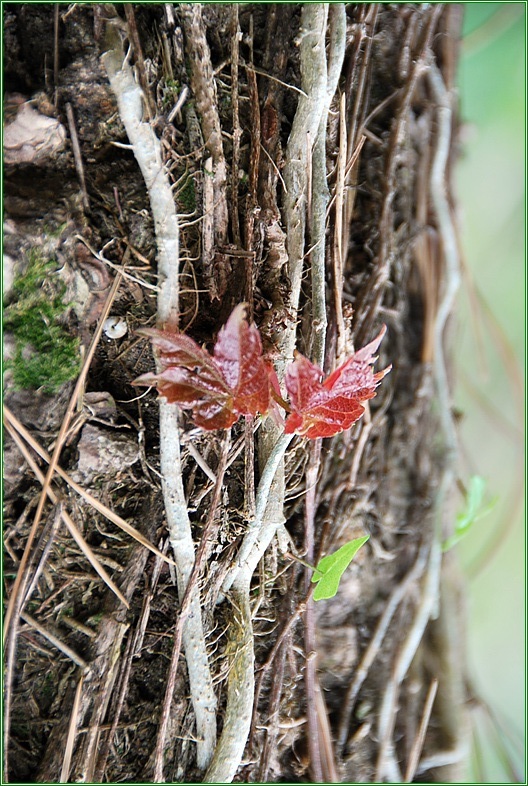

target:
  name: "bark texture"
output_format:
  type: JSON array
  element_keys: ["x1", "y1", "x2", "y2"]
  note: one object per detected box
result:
[{"x1": 4, "y1": 4, "x2": 468, "y2": 783}]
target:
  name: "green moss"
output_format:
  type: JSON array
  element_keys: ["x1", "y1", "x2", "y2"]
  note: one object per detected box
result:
[
  {"x1": 161, "y1": 78, "x2": 181, "y2": 109},
  {"x1": 179, "y1": 173, "x2": 196, "y2": 213},
  {"x1": 4, "y1": 249, "x2": 81, "y2": 394},
  {"x1": 42, "y1": 221, "x2": 68, "y2": 238}
]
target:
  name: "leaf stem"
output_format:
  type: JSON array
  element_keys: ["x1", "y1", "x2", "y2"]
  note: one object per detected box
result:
[{"x1": 285, "y1": 551, "x2": 318, "y2": 574}]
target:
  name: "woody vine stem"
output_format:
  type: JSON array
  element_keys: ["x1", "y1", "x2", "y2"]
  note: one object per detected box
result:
[
  {"x1": 103, "y1": 4, "x2": 347, "y2": 782},
  {"x1": 102, "y1": 40, "x2": 298, "y2": 784},
  {"x1": 102, "y1": 47, "x2": 217, "y2": 774},
  {"x1": 206, "y1": 6, "x2": 346, "y2": 782}
]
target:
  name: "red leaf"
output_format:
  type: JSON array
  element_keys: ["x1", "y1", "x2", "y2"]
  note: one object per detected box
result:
[
  {"x1": 212, "y1": 304, "x2": 272, "y2": 418},
  {"x1": 284, "y1": 326, "x2": 391, "y2": 439},
  {"x1": 133, "y1": 304, "x2": 274, "y2": 430}
]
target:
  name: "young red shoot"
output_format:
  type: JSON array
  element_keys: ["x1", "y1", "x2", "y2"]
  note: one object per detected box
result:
[
  {"x1": 133, "y1": 304, "x2": 275, "y2": 430},
  {"x1": 284, "y1": 326, "x2": 392, "y2": 439}
]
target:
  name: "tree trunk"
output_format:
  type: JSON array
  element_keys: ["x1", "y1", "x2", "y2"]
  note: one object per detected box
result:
[{"x1": 4, "y1": 4, "x2": 468, "y2": 783}]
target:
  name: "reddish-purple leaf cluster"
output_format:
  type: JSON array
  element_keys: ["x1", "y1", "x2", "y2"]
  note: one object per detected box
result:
[
  {"x1": 284, "y1": 327, "x2": 392, "y2": 438},
  {"x1": 133, "y1": 305, "x2": 391, "y2": 437},
  {"x1": 133, "y1": 304, "x2": 273, "y2": 430}
]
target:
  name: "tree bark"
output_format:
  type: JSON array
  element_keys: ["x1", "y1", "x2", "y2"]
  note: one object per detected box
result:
[{"x1": 4, "y1": 3, "x2": 468, "y2": 783}]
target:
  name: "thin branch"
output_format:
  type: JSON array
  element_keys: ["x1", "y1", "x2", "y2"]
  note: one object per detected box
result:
[
  {"x1": 332, "y1": 91, "x2": 348, "y2": 364},
  {"x1": 154, "y1": 433, "x2": 230, "y2": 779},
  {"x1": 355, "y1": 5, "x2": 443, "y2": 342},
  {"x1": 230, "y1": 6, "x2": 242, "y2": 247},
  {"x1": 301, "y1": 20, "x2": 347, "y2": 771},
  {"x1": 53, "y1": 5, "x2": 60, "y2": 107},
  {"x1": 74, "y1": 236, "x2": 159, "y2": 291},
  {"x1": 23, "y1": 500, "x2": 63, "y2": 604},
  {"x1": 204, "y1": 585, "x2": 253, "y2": 783},
  {"x1": 93, "y1": 604, "x2": 145, "y2": 781},
  {"x1": 375, "y1": 539, "x2": 442, "y2": 781},
  {"x1": 303, "y1": 443, "x2": 326, "y2": 782},
  {"x1": 428, "y1": 59, "x2": 461, "y2": 470},
  {"x1": 310, "y1": 3, "x2": 347, "y2": 369},
  {"x1": 71, "y1": 620, "x2": 130, "y2": 782},
  {"x1": 202, "y1": 154, "x2": 215, "y2": 292},
  {"x1": 338, "y1": 543, "x2": 429, "y2": 751},
  {"x1": 205, "y1": 10, "x2": 333, "y2": 780},
  {"x1": 244, "y1": 417, "x2": 256, "y2": 520},
  {"x1": 279, "y1": 3, "x2": 330, "y2": 375},
  {"x1": 123, "y1": 5, "x2": 156, "y2": 120},
  {"x1": 204, "y1": 430, "x2": 293, "y2": 782},
  {"x1": 257, "y1": 634, "x2": 287, "y2": 781},
  {"x1": 376, "y1": 56, "x2": 462, "y2": 782},
  {"x1": 247, "y1": 65, "x2": 308, "y2": 98},
  {"x1": 180, "y1": 3, "x2": 229, "y2": 256}
]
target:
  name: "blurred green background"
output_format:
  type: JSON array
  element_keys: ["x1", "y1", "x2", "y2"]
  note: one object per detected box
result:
[{"x1": 455, "y1": 3, "x2": 525, "y2": 781}]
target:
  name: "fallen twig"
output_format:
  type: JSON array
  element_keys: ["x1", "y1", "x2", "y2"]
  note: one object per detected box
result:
[
  {"x1": 93, "y1": 546, "x2": 169, "y2": 782},
  {"x1": 4, "y1": 419, "x2": 128, "y2": 607},
  {"x1": 3, "y1": 405, "x2": 176, "y2": 567},
  {"x1": 60, "y1": 675, "x2": 84, "y2": 783},
  {"x1": 20, "y1": 611, "x2": 88, "y2": 670},
  {"x1": 3, "y1": 249, "x2": 126, "y2": 643},
  {"x1": 65, "y1": 103, "x2": 90, "y2": 213},
  {"x1": 404, "y1": 677, "x2": 439, "y2": 782}
]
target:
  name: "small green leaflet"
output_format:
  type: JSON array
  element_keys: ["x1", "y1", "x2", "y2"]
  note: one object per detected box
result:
[
  {"x1": 442, "y1": 475, "x2": 497, "y2": 552},
  {"x1": 311, "y1": 536, "x2": 369, "y2": 601}
]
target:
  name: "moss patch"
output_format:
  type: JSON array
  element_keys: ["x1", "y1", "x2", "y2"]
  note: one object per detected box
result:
[
  {"x1": 178, "y1": 172, "x2": 196, "y2": 213},
  {"x1": 4, "y1": 249, "x2": 81, "y2": 394}
]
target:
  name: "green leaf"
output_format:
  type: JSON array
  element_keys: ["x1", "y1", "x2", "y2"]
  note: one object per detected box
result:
[
  {"x1": 312, "y1": 536, "x2": 369, "y2": 601},
  {"x1": 442, "y1": 475, "x2": 497, "y2": 552}
]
